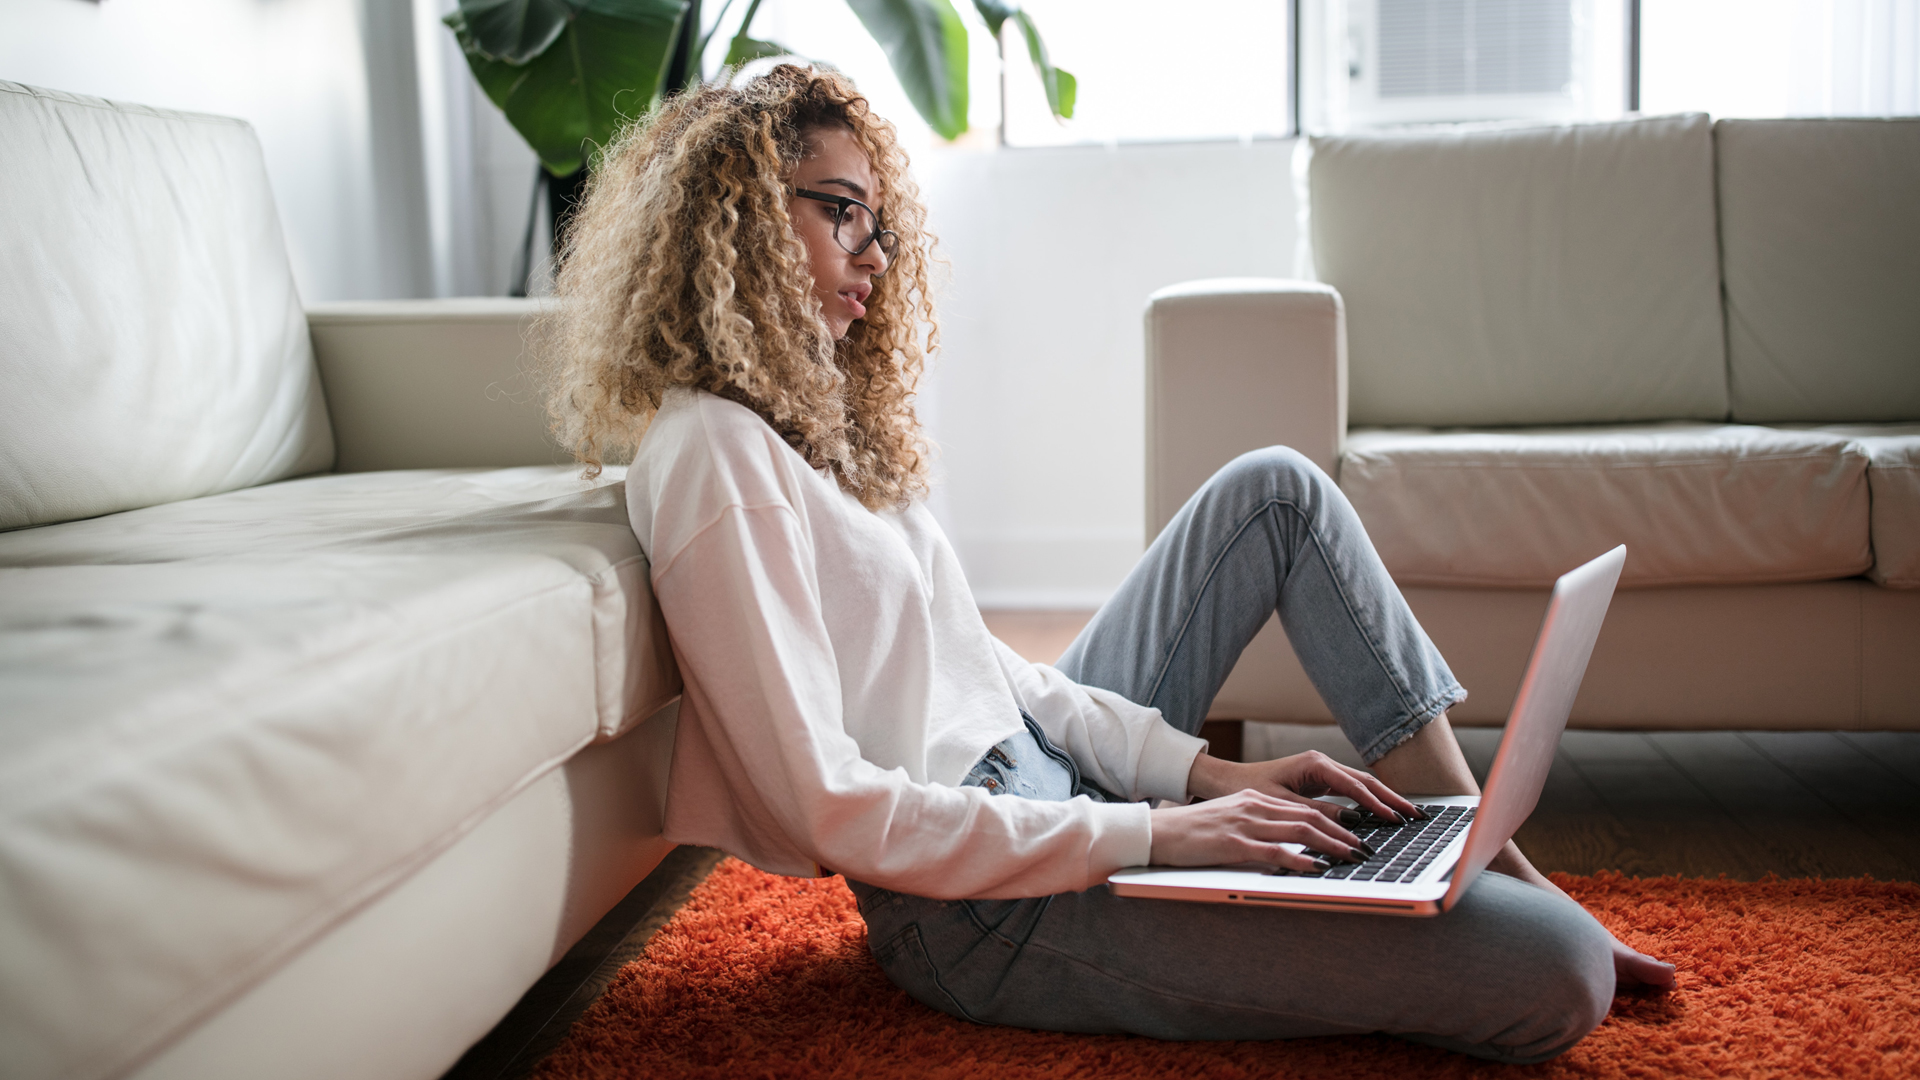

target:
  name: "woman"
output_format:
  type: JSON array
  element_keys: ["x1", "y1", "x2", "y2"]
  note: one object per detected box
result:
[{"x1": 542, "y1": 65, "x2": 1672, "y2": 1063}]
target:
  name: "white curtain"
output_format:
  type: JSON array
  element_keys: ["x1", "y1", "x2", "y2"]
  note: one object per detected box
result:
[
  {"x1": 1786, "y1": 0, "x2": 1920, "y2": 114},
  {"x1": 1641, "y1": 0, "x2": 1919, "y2": 118},
  {"x1": 407, "y1": 0, "x2": 542, "y2": 297}
]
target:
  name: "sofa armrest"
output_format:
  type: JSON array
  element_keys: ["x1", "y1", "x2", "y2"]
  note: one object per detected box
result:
[
  {"x1": 1144, "y1": 279, "x2": 1347, "y2": 544},
  {"x1": 307, "y1": 299, "x2": 571, "y2": 472}
]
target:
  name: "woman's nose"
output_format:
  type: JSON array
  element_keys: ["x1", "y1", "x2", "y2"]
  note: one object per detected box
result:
[{"x1": 857, "y1": 240, "x2": 887, "y2": 277}]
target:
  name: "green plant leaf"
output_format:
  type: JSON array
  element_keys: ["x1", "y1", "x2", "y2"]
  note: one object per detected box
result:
[
  {"x1": 969, "y1": 0, "x2": 1015, "y2": 37},
  {"x1": 1012, "y1": 9, "x2": 1073, "y2": 119},
  {"x1": 448, "y1": 0, "x2": 689, "y2": 176},
  {"x1": 723, "y1": 33, "x2": 790, "y2": 67},
  {"x1": 457, "y1": 0, "x2": 576, "y2": 64},
  {"x1": 846, "y1": 0, "x2": 970, "y2": 140}
]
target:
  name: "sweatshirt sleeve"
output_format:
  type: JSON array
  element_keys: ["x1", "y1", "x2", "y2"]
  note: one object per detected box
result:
[
  {"x1": 989, "y1": 637, "x2": 1207, "y2": 806},
  {"x1": 652, "y1": 499, "x2": 1155, "y2": 898}
]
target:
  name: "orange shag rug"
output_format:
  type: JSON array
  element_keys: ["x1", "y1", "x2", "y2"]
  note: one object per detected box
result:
[{"x1": 535, "y1": 859, "x2": 1920, "y2": 1079}]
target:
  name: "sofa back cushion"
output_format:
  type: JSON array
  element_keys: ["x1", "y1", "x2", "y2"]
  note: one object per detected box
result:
[
  {"x1": 1717, "y1": 118, "x2": 1920, "y2": 423},
  {"x1": 1308, "y1": 113, "x2": 1728, "y2": 427},
  {"x1": 0, "y1": 82, "x2": 333, "y2": 531}
]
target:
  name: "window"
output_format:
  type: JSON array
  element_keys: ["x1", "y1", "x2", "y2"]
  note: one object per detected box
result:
[
  {"x1": 1311, "y1": 0, "x2": 1628, "y2": 129},
  {"x1": 1001, "y1": 0, "x2": 1297, "y2": 146},
  {"x1": 1639, "y1": 0, "x2": 1920, "y2": 118},
  {"x1": 1377, "y1": 0, "x2": 1573, "y2": 98}
]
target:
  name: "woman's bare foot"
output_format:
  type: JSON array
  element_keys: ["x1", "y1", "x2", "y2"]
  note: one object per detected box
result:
[
  {"x1": 1488, "y1": 843, "x2": 1676, "y2": 988},
  {"x1": 1371, "y1": 715, "x2": 1676, "y2": 990}
]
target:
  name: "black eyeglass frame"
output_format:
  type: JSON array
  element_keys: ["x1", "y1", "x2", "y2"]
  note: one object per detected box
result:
[{"x1": 794, "y1": 188, "x2": 899, "y2": 263}]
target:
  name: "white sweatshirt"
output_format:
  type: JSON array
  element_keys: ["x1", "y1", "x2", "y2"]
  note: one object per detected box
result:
[{"x1": 625, "y1": 388, "x2": 1206, "y2": 899}]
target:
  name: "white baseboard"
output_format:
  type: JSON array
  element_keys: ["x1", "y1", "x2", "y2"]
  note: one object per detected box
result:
[{"x1": 969, "y1": 589, "x2": 1114, "y2": 611}]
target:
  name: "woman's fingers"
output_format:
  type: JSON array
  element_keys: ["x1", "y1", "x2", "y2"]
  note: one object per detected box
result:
[
  {"x1": 1322, "y1": 762, "x2": 1424, "y2": 822},
  {"x1": 1346, "y1": 765, "x2": 1425, "y2": 819},
  {"x1": 1268, "y1": 751, "x2": 1425, "y2": 822},
  {"x1": 1149, "y1": 790, "x2": 1388, "y2": 868},
  {"x1": 1264, "y1": 789, "x2": 1380, "y2": 851},
  {"x1": 1236, "y1": 793, "x2": 1369, "y2": 861},
  {"x1": 1261, "y1": 753, "x2": 1423, "y2": 824},
  {"x1": 1269, "y1": 845, "x2": 1334, "y2": 873}
]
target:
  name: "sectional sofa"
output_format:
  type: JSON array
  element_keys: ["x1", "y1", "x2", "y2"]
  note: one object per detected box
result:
[
  {"x1": 0, "y1": 82, "x2": 679, "y2": 1080},
  {"x1": 1147, "y1": 113, "x2": 1920, "y2": 731}
]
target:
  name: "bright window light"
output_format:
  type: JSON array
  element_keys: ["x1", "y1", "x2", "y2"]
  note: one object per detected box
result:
[
  {"x1": 1314, "y1": 0, "x2": 1628, "y2": 129},
  {"x1": 1639, "y1": 0, "x2": 1920, "y2": 118},
  {"x1": 1002, "y1": 0, "x2": 1296, "y2": 146}
]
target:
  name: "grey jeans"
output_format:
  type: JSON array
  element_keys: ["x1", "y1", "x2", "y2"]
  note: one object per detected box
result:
[{"x1": 849, "y1": 447, "x2": 1616, "y2": 1063}]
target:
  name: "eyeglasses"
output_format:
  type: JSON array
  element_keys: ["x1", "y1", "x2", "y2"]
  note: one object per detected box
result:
[{"x1": 795, "y1": 188, "x2": 899, "y2": 269}]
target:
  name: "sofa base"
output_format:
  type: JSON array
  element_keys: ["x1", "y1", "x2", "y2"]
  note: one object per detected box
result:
[
  {"x1": 126, "y1": 703, "x2": 679, "y2": 1080},
  {"x1": 1212, "y1": 581, "x2": 1920, "y2": 730}
]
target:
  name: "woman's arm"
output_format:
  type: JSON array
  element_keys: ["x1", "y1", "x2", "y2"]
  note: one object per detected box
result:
[
  {"x1": 987, "y1": 638, "x2": 1203, "y2": 804},
  {"x1": 988, "y1": 643, "x2": 1401, "y2": 873},
  {"x1": 656, "y1": 501, "x2": 1154, "y2": 898}
]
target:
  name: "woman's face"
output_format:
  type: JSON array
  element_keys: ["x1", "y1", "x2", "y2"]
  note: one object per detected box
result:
[{"x1": 789, "y1": 126, "x2": 889, "y2": 340}]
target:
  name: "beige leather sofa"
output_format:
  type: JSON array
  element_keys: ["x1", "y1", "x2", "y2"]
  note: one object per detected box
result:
[
  {"x1": 0, "y1": 83, "x2": 679, "y2": 1080},
  {"x1": 1146, "y1": 113, "x2": 1920, "y2": 732}
]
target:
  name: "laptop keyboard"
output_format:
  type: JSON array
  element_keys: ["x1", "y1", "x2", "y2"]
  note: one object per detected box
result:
[{"x1": 1279, "y1": 804, "x2": 1474, "y2": 883}]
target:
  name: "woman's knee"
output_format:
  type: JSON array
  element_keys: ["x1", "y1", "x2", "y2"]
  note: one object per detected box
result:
[
  {"x1": 1441, "y1": 876, "x2": 1615, "y2": 1062},
  {"x1": 1495, "y1": 894, "x2": 1615, "y2": 1060},
  {"x1": 1203, "y1": 445, "x2": 1335, "y2": 509}
]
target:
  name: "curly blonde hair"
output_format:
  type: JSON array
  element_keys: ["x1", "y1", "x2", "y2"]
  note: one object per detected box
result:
[{"x1": 537, "y1": 65, "x2": 936, "y2": 510}]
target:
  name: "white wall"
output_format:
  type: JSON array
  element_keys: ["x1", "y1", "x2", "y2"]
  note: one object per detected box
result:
[
  {"x1": 916, "y1": 139, "x2": 1301, "y2": 608},
  {"x1": 4, "y1": 1, "x2": 1298, "y2": 608},
  {"x1": 1, "y1": 0, "x2": 537, "y2": 303}
]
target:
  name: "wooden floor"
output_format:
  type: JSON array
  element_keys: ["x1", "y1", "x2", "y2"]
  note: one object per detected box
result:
[
  {"x1": 445, "y1": 608, "x2": 1920, "y2": 1079},
  {"x1": 984, "y1": 609, "x2": 1920, "y2": 882},
  {"x1": 1251, "y1": 723, "x2": 1920, "y2": 881},
  {"x1": 441, "y1": 846, "x2": 728, "y2": 1080}
]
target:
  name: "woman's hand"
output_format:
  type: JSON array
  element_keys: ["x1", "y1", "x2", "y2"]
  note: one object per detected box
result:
[
  {"x1": 1148, "y1": 788, "x2": 1376, "y2": 871},
  {"x1": 1188, "y1": 750, "x2": 1424, "y2": 826},
  {"x1": 1147, "y1": 750, "x2": 1422, "y2": 870}
]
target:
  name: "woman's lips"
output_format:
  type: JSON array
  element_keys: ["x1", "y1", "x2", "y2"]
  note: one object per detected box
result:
[{"x1": 839, "y1": 289, "x2": 867, "y2": 319}]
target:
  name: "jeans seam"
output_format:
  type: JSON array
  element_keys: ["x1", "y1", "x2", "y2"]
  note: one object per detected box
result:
[
  {"x1": 888, "y1": 923, "x2": 983, "y2": 1024},
  {"x1": 1024, "y1": 713, "x2": 1081, "y2": 785},
  {"x1": 1295, "y1": 502, "x2": 1442, "y2": 727},
  {"x1": 1357, "y1": 686, "x2": 1463, "y2": 764},
  {"x1": 1141, "y1": 500, "x2": 1276, "y2": 709},
  {"x1": 960, "y1": 895, "x2": 1052, "y2": 945},
  {"x1": 1144, "y1": 497, "x2": 1431, "y2": 737}
]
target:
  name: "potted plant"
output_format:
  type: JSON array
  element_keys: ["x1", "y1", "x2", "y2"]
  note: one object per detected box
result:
[{"x1": 444, "y1": 0, "x2": 1076, "y2": 293}]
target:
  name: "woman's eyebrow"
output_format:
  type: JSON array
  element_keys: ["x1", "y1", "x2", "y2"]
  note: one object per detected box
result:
[{"x1": 814, "y1": 177, "x2": 868, "y2": 200}]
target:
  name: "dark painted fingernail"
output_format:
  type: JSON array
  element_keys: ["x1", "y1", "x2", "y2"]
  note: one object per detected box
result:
[
  {"x1": 1354, "y1": 842, "x2": 1377, "y2": 858},
  {"x1": 1392, "y1": 812, "x2": 1409, "y2": 825},
  {"x1": 1338, "y1": 808, "x2": 1364, "y2": 825},
  {"x1": 1310, "y1": 856, "x2": 1333, "y2": 871},
  {"x1": 1347, "y1": 846, "x2": 1369, "y2": 863}
]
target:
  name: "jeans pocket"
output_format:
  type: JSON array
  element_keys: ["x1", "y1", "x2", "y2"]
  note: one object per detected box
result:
[
  {"x1": 872, "y1": 923, "x2": 982, "y2": 1024},
  {"x1": 850, "y1": 880, "x2": 900, "y2": 918}
]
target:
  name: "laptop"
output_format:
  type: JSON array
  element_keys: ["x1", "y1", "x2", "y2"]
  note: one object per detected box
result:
[{"x1": 1108, "y1": 544, "x2": 1626, "y2": 917}]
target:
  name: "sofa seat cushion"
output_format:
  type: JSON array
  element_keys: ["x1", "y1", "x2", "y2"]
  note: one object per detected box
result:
[
  {"x1": 1798, "y1": 424, "x2": 1920, "y2": 588},
  {"x1": 0, "y1": 466, "x2": 674, "y2": 1080},
  {"x1": 1340, "y1": 424, "x2": 1871, "y2": 588}
]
